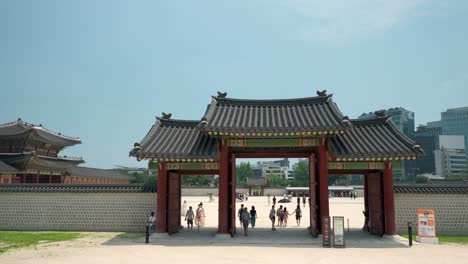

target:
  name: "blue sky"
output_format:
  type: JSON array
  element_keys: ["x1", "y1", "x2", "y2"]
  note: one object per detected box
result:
[{"x1": 1, "y1": 1, "x2": 468, "y2": 169}]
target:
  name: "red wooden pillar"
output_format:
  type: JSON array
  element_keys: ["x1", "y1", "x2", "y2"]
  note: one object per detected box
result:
[
  {"x1": 383, "y1": 162, "x2": 396, "y2": 235},
  {"x1": 218, "y1": 139, "x2": 229, "y2": 234},
  {"x1": 48, "y1": 174, "x2": 52, "y2": 184},
  {"x1": 156, "y1": 163, "x2": 167, "y2": 233},
  {"x1": 318, "y1": 139, "x2": 329, "y2": 232},
  {"x1": 308, "y1": 153, "x2": 318, "y2": 237}
]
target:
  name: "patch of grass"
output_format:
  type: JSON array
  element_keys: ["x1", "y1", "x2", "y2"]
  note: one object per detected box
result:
[
  {"x1": 400, "y1": 234, "x2": 468, "y2": 244},
  {"x1": 0, "y1": 231, "x2": 81, "y2": 254}
]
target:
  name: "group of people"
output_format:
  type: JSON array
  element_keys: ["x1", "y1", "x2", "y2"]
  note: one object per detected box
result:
[
  {"x1": 268, "y1": 204, "x2": 302, "y2": 230},
  {"x1": 181, "y1": 200, "x2": 206, "y2": 231},
  {"x1": 236, "y1": 192, "x2": 248, "y2": 202},
  {"x1": 237, "y1": 204, "x2": 256, "y2": 236}
]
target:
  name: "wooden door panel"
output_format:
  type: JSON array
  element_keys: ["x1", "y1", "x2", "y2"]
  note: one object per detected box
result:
[
  {"x1": 167, "y1": 172, "x2": 181, "y2": 234},
  {"x1": 367, "y1": 172, "x2": 384, "y2": 236}
]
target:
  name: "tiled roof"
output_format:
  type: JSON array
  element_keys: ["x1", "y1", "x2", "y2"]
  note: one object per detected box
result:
[
  {"x1": 329, "y1": 117, "x2": 424, "y2": 160},
  {"x1": 130, "y1": 118, "x2": 218, "y2": 161},
  {"x1": 394, "y1": 184, "x2": 468, "y2": 194},
  {"x1": 0, "y1": 161, "x2": 17, "y2": 173},
  {"x1": 0, "y1": 119, "x2": 81, "y2": 146},
  {"x1": 200, "y1": 94, "x2": 348, "y2": 134},
  {"x1": 67, "y1": 166, "x2": 131, "y2": 180},
  {"x1": 0, "y1": 184, "x2": 154, "y2": 193}
]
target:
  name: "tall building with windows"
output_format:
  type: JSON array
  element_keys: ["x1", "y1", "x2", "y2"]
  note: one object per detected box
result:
[
  {"x1": 359, "y1": 107, "x2": 415, "y2": 182},
  {"x1": 406, "y1": 121, "x2": 442, "y2": 177},
  {"x1": 434, "y1": 135, "x2": 467, "y2": 178},
  {"x1": 441, "y1": 107, "x2": 468, "y2": 153}
]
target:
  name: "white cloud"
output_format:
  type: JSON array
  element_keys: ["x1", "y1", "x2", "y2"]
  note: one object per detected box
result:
[{"x1": 283, "y1": 0, "x2": 432, "y2": 43}]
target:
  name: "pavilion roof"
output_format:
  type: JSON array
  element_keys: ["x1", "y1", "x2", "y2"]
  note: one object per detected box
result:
[
  {"x1": 329, "y1": 117, "x2": 424, "y2": 160},
  {"x1": 0, "y1": 161, "x2": 18, "y2": 173},
  {"x1": 130, "y1": 118, "x2": 218, "y2": 161},
  {"x1": 67, "y1": 166, "x2": 131, "y2": 180},
  {"x1": 0, "y1": 119, "x2": 81, "y2": 147},
  {"x1": 200, "y1": 93, "x2": 348, "y2": 134}
]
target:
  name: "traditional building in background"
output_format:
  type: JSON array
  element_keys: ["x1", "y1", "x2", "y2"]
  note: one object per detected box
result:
[
  {"x1": 0, "y1": 119, "x2": 131, "y2": 184},
  {"x1": 359, "y1": 107, "x2": 415, "y2": 182}
]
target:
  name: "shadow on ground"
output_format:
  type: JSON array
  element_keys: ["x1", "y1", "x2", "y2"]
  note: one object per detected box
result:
[{"x1": 101, "y1": 228, "x2": 408, "y2": 249}]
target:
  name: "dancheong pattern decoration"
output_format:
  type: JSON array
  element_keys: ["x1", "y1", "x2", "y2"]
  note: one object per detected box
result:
[
  {"x1": 165, "y1": 162, "x2": 220, "y2": 171},
  {"x1": 328, "y1": 162, "x2": 386, "y2": 170},
  {"x1": 226, "y1": 138, "x2": 319, "y2": 148}
]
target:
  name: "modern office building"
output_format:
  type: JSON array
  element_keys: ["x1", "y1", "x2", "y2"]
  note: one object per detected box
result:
[
  {"x1": 406, "y1": 121, "x2": 442, "y2": 178},
  {"x1": 359, "y1": 107, "x2": 415, "y2": 182},
  {"x1": 441, "y1": 107, "x2": 468, "y2": 153},
  {"x1": 434, "y1": 135, "x2": 467, "y2": 178},
  {"x1": 256, "y1": 158, "x2": 292, "y2": 180}
]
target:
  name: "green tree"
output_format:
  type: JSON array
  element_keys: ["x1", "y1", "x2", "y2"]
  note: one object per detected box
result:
[
  {"x1": 415, "y1": 175, "x2": 428, "y2": 184},
  {"x1": 448, "y1": 173, "x2": 468, "y2": 180},
  {"x1": 236, "y1": 162, "x2": 253, "y2": 187},
  {"x1": 182, "y1": 175, "x2": 211, "y2": 187},
  {"x1": 291, "y1": 160, "x2": 309, "y2": 186},
  {"x1": 266, "y1": 173, "x2": 289, "y2": 187}
]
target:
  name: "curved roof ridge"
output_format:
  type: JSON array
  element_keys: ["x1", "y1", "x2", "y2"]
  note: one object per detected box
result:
[
  {"x1": 155, "y1": 118, "x2": 200, "y2": 127},
  {"x1": 211, "y1": 94, "x2": 333, "y2": 106},
  {"x1": 349, "y1": 116, "x2": 389, "y2": 126},
  {"x1": 0, "y1": 119, "x2": 81, "y2": 143},
  {"x1": 33, "y1": 125, "x2": 81, "y2": 141}
]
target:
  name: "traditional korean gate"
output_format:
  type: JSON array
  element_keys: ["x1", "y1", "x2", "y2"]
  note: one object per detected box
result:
[
  {"x1": 309, "y1": 153, "x2": 318, "y2": 237},
  {"x1": 367, "y1": 172, "x2": 384, "y2": 236},
  {"x1": 167, "y1": 172, "x2": 181, "y2": 234},
  {"x1": 229, "y1": 155, "x2": 237, "y2": 237}
]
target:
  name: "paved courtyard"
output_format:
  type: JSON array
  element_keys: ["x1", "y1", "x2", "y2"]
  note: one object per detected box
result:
[{"x1": 1, "y1": 196, "x2": 467, "y2": 264}]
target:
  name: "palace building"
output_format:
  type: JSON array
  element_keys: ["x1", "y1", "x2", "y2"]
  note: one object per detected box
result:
[
  {"x1": 0, "y1": 119, "x2": 130, "y2": 184},
  {"x1": 130, "y1": 91, "x2": 424, "y2": 237}
]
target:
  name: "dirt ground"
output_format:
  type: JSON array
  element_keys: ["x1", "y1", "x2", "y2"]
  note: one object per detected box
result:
[{"x1": 1, "y1": 196, "x2": 467, "y2": 264}]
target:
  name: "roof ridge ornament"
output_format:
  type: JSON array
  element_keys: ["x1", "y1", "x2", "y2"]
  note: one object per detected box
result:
[
  {"x1": 375, "y1": 110, "x2": 387, "y2": 117},
  {"x1": 200, "y1": 117, "x2": 208, "y2": 125},
  {"x1": 217, "y1": 91, "x2": 227, "y2": 98},
  {"x1": 161, "y1": 112, "x2": 172, "y2": 120},
  {"x1": 341, "y1": 116, "x2": 352, "y2": 127},
  {"x1": 316, "y1": 90, "x2": 327, "y2": 97}
]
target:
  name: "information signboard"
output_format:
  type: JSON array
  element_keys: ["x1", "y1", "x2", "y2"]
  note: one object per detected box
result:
[
  {"x1": 417, "y1": 209, "x2": 436, "y2": 237},
  {"x1": 333, "y1": 216, "x2": 345, "y2": 248},
  {"x1": 322, "y1": 216, "x2": 331, "y2": 247}
]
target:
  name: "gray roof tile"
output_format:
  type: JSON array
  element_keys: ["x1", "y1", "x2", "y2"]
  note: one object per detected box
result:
[
  {"x1": 329, "y1": 117, "x2": 424, "y2": 159},
  {"x1": 201, "y1": 95, "x2": 347, "y2": 133}
]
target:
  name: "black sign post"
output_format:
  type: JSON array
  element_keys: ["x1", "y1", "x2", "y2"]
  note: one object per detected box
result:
[
  {"x1": 333, "y1": 216, "x2": 345, "y2": 248},
  {"x1": 322, "y1": 216, "x2": 331, "y2": 247}
]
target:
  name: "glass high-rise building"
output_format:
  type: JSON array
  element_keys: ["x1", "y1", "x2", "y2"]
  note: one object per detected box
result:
[
  {"x1": 359, "y1": 107, "x2": 415, "y2": 182},
  {"x1": 406, "y1": 122, "x2": 442, "y2": 177},
  {"x1": 441, "y1": 107, "x2": 468, "y2": 152}
]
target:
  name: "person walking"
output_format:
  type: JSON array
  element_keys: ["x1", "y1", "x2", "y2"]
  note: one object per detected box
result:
[
  {"x1": 185, "y1": 206, "x2": 194, "y2": 231},
  {"x1": 240, "y1": 207, "x2": 250, "y2": 236},
  {"x1": 282, "y1": 207, "x2": 290, "y2": 227},
  {"x1": 181, "y1": 200, "x2": 188, "y2": 217},
  {"x1": 195, "y1": 203, "x2": 205, "y2": 231},
  {"x1": 302, "y1": 195, "x2": 306, "y2": 208},
  {"x1": 273, "y1": 196, "x2": 277, "y2": 206},
  {"x1": 250, "y1": 206, "x2": 257, "y2": 228},
  {"x1": 297, "y1": 196, "x2": 300, "y2": 206},
  {"x1": 238, "y1": 204, "x2": 245, "y2": 227},
  {"x1": 292, "y1": 205, "x2": 302, "y2": 226},
  {"x1": 269, "y1": 205, "x2": 276, "y2": 231},
  {"x1": 276, "y1": 205, "x2": 283, "y2": 227}
]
